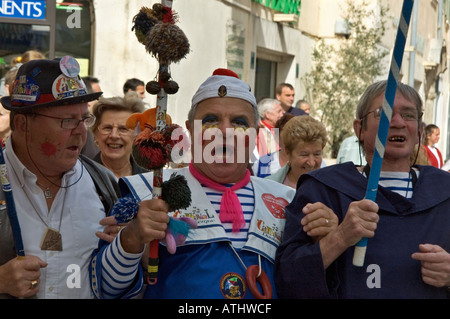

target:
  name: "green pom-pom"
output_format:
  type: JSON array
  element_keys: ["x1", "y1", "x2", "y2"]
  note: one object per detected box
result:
[{"x1": 161, "y1": 173, "x2": 192, "y2": 211}]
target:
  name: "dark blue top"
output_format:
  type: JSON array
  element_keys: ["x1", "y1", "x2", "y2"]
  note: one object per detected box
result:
[
  {"x1": 275, "y1": 162, "x2": 450, "y2": 298},
  {"x1": 286, "y1": 106, "x2": 307, "y2": 116}
]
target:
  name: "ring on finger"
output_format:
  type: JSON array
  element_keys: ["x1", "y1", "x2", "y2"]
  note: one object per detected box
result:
[
  {"x1": 30, "y1": 280, "x2": 38, "y2": 289},
  {"x1": 325, "y1": 218, "x2": 329, "y2": 224}
]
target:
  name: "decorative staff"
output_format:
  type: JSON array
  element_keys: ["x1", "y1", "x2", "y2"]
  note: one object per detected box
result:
[
  {"x1": 353, "y1": 0, "x2": 414, "y2": 267},
  {"x1": 130, "y1": 0, "x2": 191, "y2": 284}
]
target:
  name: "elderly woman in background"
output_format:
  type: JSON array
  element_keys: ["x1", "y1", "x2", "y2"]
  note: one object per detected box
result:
[
  {"x1": 91, "y1": 92, "x2": 147, "y2": 178},
  {"x1": 252, "y1": 113, "x2": 294, "y2": 177},
  {"x1": 266, "y1": 115, "x2": 328, "y2": 188}
]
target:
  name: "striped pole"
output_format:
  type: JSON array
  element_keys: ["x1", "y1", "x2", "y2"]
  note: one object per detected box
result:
[
  {"x1": 147, "y1": 64, "x2": 169, "y2": 285},
  {"x1": 352, "y1": 0, "x2": 414, "y2": 267},
  {"x1": 147, "y1": 0, "x2": 173, "y2": 285},
  {"x1": 0, "y1": 142, "x2": 25, "y2": 257}
]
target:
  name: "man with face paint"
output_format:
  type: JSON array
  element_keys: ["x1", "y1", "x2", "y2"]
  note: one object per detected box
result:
[
  {"x1": 90, "y1": 69, "x2": 338, "y2": 299},
  {"x1": 0, "y1": 57, "x2": 120, "y2": 298}
]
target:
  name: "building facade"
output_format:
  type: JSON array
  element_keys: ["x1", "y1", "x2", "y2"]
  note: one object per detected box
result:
[{"x1": 1, "y1": 0, "x2": 450, "y2": 160}]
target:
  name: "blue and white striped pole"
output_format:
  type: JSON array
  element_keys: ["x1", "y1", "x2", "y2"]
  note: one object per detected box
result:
[
  {"x1": 353, "y1": 0, "x2": 415, "y2": 267},
  {"x1": 0, "y1": 143, "x2": 25, "y2": 257}
]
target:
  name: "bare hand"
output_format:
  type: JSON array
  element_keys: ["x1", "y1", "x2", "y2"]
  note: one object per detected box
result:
[
  {"x1": 120, "y1": 198, "x2": 170, "y2": 254},
  {"x1": 411, "y1": 244, "x2": 450, "y2": 288},
  {"x1": 318, "y1": 199, "x2": 379, "y2": 269},
  {"x1": 301, "y1": 202, "x2": 338, "y2": 240},
  {"x1": 96, "y1": 216, "x2": 128, "y2": 243},
  {"x1": 0, "y1": 256, "x2": 47, "y2": 298},
  {"x1": 336, "y1": 199, "x2": 379, "y2": 247}
]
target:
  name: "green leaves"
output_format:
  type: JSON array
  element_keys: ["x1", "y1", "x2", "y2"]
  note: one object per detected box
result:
[{"x1": 304, "y1": 0, "x2": 389, "y2": 157}]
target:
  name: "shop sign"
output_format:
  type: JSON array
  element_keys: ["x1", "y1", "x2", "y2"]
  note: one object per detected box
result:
[
  {"x1": 252, "y1": 0, "x2": 301, "y2": 15},
  {"x1": 0, "y1": 0, "x2": 46, "y2": 20}
]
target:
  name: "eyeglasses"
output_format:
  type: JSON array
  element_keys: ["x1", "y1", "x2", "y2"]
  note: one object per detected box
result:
[
  {"x1": 32, "y1": 113, "x2": 96, "y2": 129},
  {"x1": 97, "y1": 124, "x2": 133, "y2": 136},
  {"x1": 362, "y1": 106, "x2": 423, "y2": 122}
]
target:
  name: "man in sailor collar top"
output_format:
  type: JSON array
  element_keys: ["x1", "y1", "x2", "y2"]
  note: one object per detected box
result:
[{"x1": 90, "y1": 69, "x2": 337, "y2": 299}]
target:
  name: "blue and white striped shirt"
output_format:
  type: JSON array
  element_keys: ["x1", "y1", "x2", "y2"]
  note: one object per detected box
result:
[
  {"x1": 368, "y1": 169, "x2": 419, "y2": 199},
  {"x1": 201, "y1": 181, "x2": 255, "y2": 249},
  {"x1": 98, "y1": 180, "x2": 256, "y2": 298},
  {"x1": 98, "y1": 231, "x2": 143, "y2": 299}
]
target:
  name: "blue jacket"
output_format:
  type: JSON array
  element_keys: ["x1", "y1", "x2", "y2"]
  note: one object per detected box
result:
[
  {"x1": 145, "y1": 242, "x2": 276, "y2": 299},
  {"x1": 275, "y1": 162, "x2": 450, "y2": 298},
  {"x1": 92, "y1": 169, "x2": 295, "y2": 299}
]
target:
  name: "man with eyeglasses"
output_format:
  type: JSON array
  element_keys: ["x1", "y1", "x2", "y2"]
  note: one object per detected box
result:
[
  {"x1": 276, "y1": 80, "x2": 450, "y2": 298},
  {"x1": 0, "y1": 57, "x2": 120, "y2": 298}
]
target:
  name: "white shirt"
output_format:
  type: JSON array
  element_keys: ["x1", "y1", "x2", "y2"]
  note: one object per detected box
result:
[
  {"x1": 4, "y1": 138, "x2": 105, "y2": 298},
  {"x1": 337, "y1": 135, "x2": 367, "y2": 166}
]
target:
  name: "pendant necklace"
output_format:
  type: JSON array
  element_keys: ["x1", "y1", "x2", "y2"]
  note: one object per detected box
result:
[
  {"x1": 29, "y1": 187, "x2": 66, "y2": 251},
  {"x1": 31, "y1": 162, "x2": 84, "y2": 250},
  {"x1": 39, "y1": 191, "x2": 66, "y2": 251},
  {"x1": 20, "y1": 181, "x2": 67, "y2": 251},
  {"x1": 35, "y1": 180, "x2": 53, "y2": 199}
]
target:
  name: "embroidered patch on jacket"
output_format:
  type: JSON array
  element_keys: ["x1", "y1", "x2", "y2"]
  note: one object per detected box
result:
[{"x1": 219, "y1": 272, "x2": 246, "y2": 299}]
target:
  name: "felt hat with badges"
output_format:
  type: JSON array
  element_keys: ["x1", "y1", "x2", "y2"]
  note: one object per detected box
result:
[{"x1": 1, "y1": 56, "x2": 102, "y2": 111}]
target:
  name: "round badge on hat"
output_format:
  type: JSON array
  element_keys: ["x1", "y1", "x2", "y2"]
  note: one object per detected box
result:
[
  {"x1": 59, "y1": 56, "x2": 80, "y2": 78},
  {"x1": 1, "y1": 57, "x2": 102, "y2": 111}
]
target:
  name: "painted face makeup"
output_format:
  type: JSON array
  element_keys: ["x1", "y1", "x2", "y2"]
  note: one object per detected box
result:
[{"x1": 41, "y1": 141, "x2": 57, "y2": 156}]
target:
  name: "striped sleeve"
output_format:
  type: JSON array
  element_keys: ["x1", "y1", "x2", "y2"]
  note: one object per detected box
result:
[{"x1": 91, "y1": 230, "x2": 144, "y2": 299}]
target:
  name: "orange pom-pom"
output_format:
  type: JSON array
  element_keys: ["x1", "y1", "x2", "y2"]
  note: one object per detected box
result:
[{"x1": 126, "y1": 108, "x2": 172, "y2": 132}]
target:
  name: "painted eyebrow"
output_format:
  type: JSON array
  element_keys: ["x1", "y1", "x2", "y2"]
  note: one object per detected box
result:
[
  {"x1": 201, "y1": 115, "x2": 218, "y2": 123},
  {"x1": 232, "y1": 116, "x2": 250, "y2": 125}
]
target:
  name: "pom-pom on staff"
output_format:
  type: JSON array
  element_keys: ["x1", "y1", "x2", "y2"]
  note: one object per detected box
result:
[
  {"x1": 131, "y1": 0, "x2": 190, "y2": 284},
  {"x1": 353, "y1": 0, "x2": 414, "y2": 267}
]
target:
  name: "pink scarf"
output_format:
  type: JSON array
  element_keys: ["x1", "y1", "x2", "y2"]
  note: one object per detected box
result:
[{"x1": 189, "y1": 163, "x2": 250, "y2": 232}]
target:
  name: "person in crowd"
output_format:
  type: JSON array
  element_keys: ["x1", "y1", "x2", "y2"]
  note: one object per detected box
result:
[
  {"x1": 0, "y1": 50, "x2": 45, "y2": 97},
  {"x1": 90, "y1": 68, "x2": 337, "y2": 299},
  {"x1": 254, "y1": 98, "x2": 285, "y2": 159},
  {"x1": 275, "y1": 80, "x2": 450, "y2": 298},
  {"x1": 123, "y1": 78, "x2": 146, "y2": 99},
  {"x1": 266, "y1": 115, "x2": 327, "y2": 188},
  {"x1": 83, "y1": 76, "x2": 101, "y2": 96},
  {"x1": 1, "y1": 65, "x2": 21, "y2": 97},
  {"x1": 252, "y1": 113, "x2": 294, "y2": 178},
  {"x1": 11, "y1": 50, "x2": 45, "y2": 66},
  {"x1": 295, "y1": 99, "x2": 311, "y2": 114},
  {"x1": 336, "y1": 135, "x2": 367, "y2": 166},
  {"x1": 423, "y1": 124, "x2": 443, "y2": 168},
  {"x1": 81, "y1": 76, "x2": 102, "y2": 159},
  {"x1": 91, "y1": 92, "x2": 147, "y2": 179},
  {"x1": 0, "y1": 66, "x2": 20, "y2": 144},
  {"x1": 0, "y1": 57, "x2": 120, "y2": 298},
  {"x1": 275, "y1": 83, "x2": 307, "y2": 116},
  {"x1": 0, "y1": 103, "x2": 11, "y2": 144}
]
